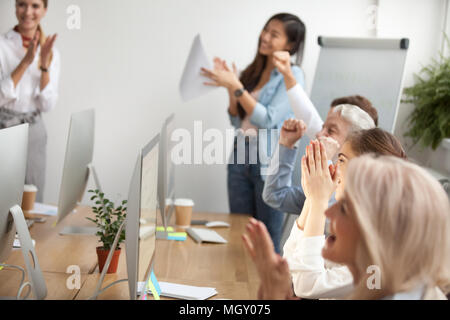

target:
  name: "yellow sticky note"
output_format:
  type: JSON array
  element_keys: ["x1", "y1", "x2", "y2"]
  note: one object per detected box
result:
[
  {"x1": 0, "y1": 265, "x2": 4, "y2": 271},
  {"x1": 156, "y1": 226, "x2": 174, "y2": 232},
  {"x1": 52, "y1": 221, "x2": 57, "y2": 228}
]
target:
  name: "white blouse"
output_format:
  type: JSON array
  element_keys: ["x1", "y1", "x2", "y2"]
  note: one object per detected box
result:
[
  {"x1": 283, "y1": 222, "x2": 354, "y2": 299},
  {"x1": 0, "y1": 29, "x2": 60, "y2": 113}
]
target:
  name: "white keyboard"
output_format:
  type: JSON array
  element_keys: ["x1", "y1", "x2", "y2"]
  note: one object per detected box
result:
[{"x1": 187, "y1": 228, "x2": 227, "y2": 244}]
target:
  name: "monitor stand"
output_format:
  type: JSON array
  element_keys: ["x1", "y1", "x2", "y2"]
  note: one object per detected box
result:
[
  {"x1": 0, "y1": 205, "x2": 47, "y2": 300},
  {"x1": 59, "y1": 164, "x2": 103, "y2": 236}
]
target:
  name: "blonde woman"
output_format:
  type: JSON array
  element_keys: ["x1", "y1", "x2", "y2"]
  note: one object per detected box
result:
[
  {"x1": 0, "y1": 0, "x2": 59, "y2": 202},
  {"x1": 244, "y1": 155, "x2": 450, "y2": 299}
]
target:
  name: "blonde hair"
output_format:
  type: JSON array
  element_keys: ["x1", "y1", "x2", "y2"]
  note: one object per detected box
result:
[{"x1": 344, "y1": 155, "x2": 450, "y2": 299}]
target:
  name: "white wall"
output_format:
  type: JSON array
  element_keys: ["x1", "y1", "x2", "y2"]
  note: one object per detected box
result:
[
  {"x1": 378, "y1": 0, "x2": 447, "y2": 171},
  {"x1": 0, "y1": 0, "x2": 446, "y2": 213}
]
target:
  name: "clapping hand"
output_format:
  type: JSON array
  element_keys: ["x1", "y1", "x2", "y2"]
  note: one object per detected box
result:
[
  {"x1": 318, "y1": 136, "x2": 340, "y2": 161},
  {"x1": 201, "y1": 57, "x2": 241, "y2": 90},
  {"x1": 22, "y1": 29, "x2": 40, "y2": 66},
  {"x1": 242, "y1": 218, "x2": 297, "y2": 300},
  {"x1": 40, "y1": 34, "x2": 57, "y2": 69},
  {"x1": 301, "y1": 140, "x2": 339, "y2": 202}
]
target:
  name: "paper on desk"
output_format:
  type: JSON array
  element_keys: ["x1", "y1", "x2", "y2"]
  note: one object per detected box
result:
[
  {"x1": 31, "y1": 202, "x2": 58, "y2": 216},
  {"x1": 137, "y1": 281, "x2": 217, "y2": 300},
  {"x1": 179, "y1": 34, "x2": 216, "y2": 102}
]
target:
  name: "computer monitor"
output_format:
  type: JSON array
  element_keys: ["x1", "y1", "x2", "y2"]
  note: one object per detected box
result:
[
  {"x1": 0, "y1": 124, "x2": 46, "y2": 299},
  {"x1": 56, "y1": 109, "x2": 101, "y2": 235},
  {"x1": 158, "y1": 114, "x2": 176, "y2": 229},
  {"x1": 126, "y1": 134, "x2": 160, "y2": 300}
]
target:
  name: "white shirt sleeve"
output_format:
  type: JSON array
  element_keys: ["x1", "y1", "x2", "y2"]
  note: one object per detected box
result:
[
  {"x1": 0, "y1": 59, "x2": 18, "y2": 106},
  {"x1": 283, "y1": 219, "x2": 304, "y2": 260},
  {"x1": 34, "y1": 48, "x2": 61, "y2": 112},
  {"x1": 287, "y1": 83, "x2": 323, "y2": 139},
  {"x1": 283, "y1": 222, "x2": 354, "y2": 299}
]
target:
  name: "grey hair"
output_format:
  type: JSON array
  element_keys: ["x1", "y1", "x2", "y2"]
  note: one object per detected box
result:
[{"x1": 333, "y1": 104, "x2": 376, "y2": 131}]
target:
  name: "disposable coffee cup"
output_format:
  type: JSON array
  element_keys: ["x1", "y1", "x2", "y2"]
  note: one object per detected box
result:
[
  {"x1": 174, "y1": 199, "x2": 194, "y2": 228},
  {"x1": 22, "y1": 185, "x2": 38, "y2": 214}
]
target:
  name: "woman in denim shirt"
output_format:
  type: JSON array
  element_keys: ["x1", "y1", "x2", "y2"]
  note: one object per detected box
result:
[{"x1": 201, "y1": 13, "x2": 306, "y2": 253}]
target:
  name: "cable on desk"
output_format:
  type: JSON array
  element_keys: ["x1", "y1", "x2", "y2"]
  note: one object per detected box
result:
[
  {"x1": 0, "y1": 263, "x2": 32, "y2": 300},
  {"x1": 88, "y1": 278, "x2": 128, "y2": 300}
]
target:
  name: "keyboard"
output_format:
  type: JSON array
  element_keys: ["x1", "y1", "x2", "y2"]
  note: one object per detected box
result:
[{"x1": 186, "y1": 228, "x2": 227, "y2": 244}]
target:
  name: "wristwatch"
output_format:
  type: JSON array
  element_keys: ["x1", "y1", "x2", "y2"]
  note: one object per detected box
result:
[
  {"x1": 40, "y1": 66, "x2": 49, "y2": 72},
  {"x1": 234, "y1": 87, "x2": 246, "y2": 98}
]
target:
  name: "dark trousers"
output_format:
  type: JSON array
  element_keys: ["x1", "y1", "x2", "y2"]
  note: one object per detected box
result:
[{"x1": 227, "y1": 137, "x2": 284, "y2": 253}]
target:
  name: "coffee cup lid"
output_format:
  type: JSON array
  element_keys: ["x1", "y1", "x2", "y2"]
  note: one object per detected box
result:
[
  {"x1": 174, "y1": 198, "x2": 194, "y2": 207},
  {"x1": 165, "y1": 198, "x2": 174, "y2": 206},
  {"x1": 24, "y1": 185, "x2": 38, "y2": 192}
]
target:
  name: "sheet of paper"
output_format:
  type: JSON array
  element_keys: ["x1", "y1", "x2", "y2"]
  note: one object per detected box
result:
[
  {"x1": 31, "y1": 202, "x2": 58, "y2": 216},
  {"x1": 179, "y1": 34, "x2": 216, "y2": 102},
  {"x1": 137, "y1": 281, "x2": 217, "y2": 300}
]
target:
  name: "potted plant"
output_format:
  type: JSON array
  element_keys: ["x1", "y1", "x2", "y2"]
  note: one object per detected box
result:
[
  {"x1": 87, "y1": 189, "x2": 127, "y2": 274},
  {"x1": 402, "y1": 38, "x2": 450, "y2": 173}
]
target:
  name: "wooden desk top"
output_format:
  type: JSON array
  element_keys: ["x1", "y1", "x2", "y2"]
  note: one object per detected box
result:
[
  {"x1": 1, "y1": 208, "x2": 260, "y2": 300},
  {"x1": 5, "y1": 207, "x2": 99, "y2": 274},
  {"x1": 77, "y1": 212, "x2": 260, "y2": 300}
]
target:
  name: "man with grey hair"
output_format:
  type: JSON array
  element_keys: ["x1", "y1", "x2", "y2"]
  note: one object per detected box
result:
[
  {"x1": 260, "y1": 50, "x2": 378, "y2": 253},
  {"x1": 262, "y1": 88, "x2": 378, "y2": 215}
]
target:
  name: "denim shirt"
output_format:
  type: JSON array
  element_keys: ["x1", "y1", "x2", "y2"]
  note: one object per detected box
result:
[{"x1": 228, "y1": 66, "x2": 305, "y2": 178}]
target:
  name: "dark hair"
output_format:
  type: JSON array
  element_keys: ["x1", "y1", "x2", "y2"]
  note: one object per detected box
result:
[
  {"x1": 237, "y1": 13, "x2": 306, "y2": 119},
  {"x1": 347, "y1": 128, "x2": 407, "y2": 159},
  {"x1": 331, "y1": 95, "x2": 379, "y2": 127}
]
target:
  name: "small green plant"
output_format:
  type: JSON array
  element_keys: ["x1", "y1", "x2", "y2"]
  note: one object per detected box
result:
[
  {"x1": 402, "y1": 37, "x2": 450, "y2": 150},
  {"x1": 86, "y1": 189, "x2": 127, "y2": 251}
]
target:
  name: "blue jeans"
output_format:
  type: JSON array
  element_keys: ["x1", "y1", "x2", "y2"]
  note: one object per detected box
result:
[{"x1": 227, "y1": 138, "x2": 284, "y2": 253}]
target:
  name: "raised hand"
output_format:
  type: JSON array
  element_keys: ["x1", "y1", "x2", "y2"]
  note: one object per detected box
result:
[
  {"x1": 213, "y1": 57, "x2": 228, "y2": 71},
  {"x1": 318, "y1": 136, "x2": 340, "y2": 161},
  {"x1": 40, "y1": 34, "x2": 57, "y2": 69},
  {"x1": 242, "y1": 218, "x2": 296, "y2": 300},
  {"x1": 273, "y1": 51, "x2": 293, "y2": 77},
  {"x1": 280, "y1": 118, "x2": 307, "y2": 149},
  {"x1": 302, "y1": 140, "x2": 338, "y2": 202},
  {"x1": 213, "y1": 57, "x2": 237, "y2": 75},
  {"x1": 201, "y1": 67, "x2": 241, "y2": 90}
]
